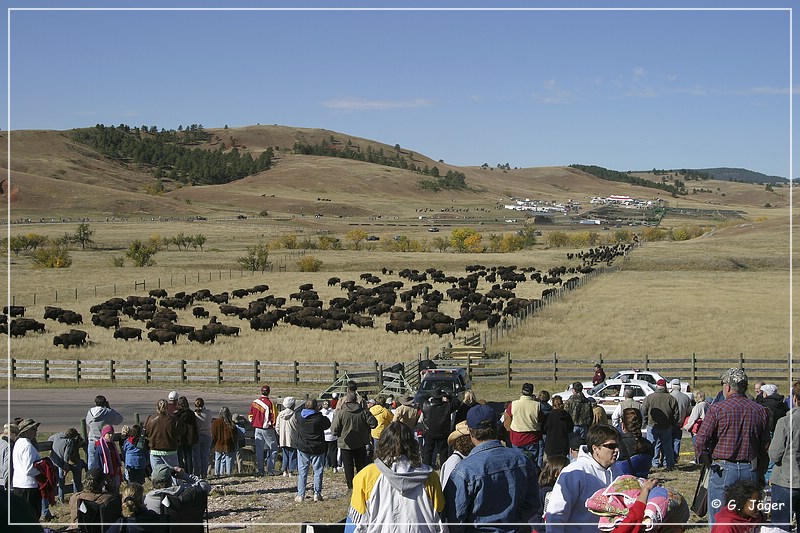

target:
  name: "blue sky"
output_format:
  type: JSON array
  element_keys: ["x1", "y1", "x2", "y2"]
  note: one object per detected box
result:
[{"x1": 3, "y1": 2, "x2": 797, "y2": 178}]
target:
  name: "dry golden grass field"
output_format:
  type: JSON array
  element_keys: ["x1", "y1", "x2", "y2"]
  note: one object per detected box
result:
[{"x1": 1, "y1": 125, "x2": 795, "y2": 373}]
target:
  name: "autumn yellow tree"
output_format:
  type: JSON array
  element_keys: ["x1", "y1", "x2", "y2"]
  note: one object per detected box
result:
[
  {"x1": 450, "y1": 228, "x2": 482, "y2": 253},
  {"x1": 346, "y1": 229, "x2": 369, "y2": 250}
]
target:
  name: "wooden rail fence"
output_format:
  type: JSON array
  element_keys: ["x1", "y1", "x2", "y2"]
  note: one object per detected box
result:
[{"x1": 7, "y1": 353, "x2": 794, "y2": 392}]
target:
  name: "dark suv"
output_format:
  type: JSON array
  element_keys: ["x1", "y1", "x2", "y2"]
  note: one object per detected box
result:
[{"x1": 413, "y1": 367, "x2": 471, "y2": 404}]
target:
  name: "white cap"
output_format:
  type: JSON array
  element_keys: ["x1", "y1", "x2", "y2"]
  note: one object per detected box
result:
[
  {"x1": 761, "y1": 384, "x2": 778, "y2": 397},
  {"x1": 168, "y1": 391, "x2": 178, "y2": 401},
  {"x1": 670, "y1": 378, "x2": 680, "y2": 385}
]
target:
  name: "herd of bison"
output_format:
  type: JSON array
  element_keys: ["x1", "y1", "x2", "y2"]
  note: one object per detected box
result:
[{"x1": 2, "y1": 244, "x2": 633, "y2": 350}]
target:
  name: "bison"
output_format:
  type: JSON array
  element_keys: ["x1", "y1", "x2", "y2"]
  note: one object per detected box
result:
[
  {"x1": 187, "y1": 329, "x2": 216, "y2": 344},
  {"x1": 147, "y1": 329, "x2": 178, "y2": 345},
  {"x1": 113, "y1": 327, "x2": 142, "y2": 341},
  {"x1": 54, "y1": 329, "x2": 88, "y2": 348},
  {"x1": 192, "y1": 307, "x2": 209, "y2": 319},
  {"x1": 3, "y1": 305, "x2": 25, "y2": 317}
]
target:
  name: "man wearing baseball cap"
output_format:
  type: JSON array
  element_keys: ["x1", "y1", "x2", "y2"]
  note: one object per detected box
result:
[
  {"x1": 640, "y1": 378, "x2": 679, "y2": 470},
  {"x1": 504, "y1": 383, "x2": 545, "y2": 467},
  {"x1": 695, "y1": 367, "x2": 769, "y2": 525},
  {"x1": 248, "y1": 385, "x2": 279, "y2": 476},
  {"x1": 443, "y1": 404, "x2": 541, "y2": 531}
]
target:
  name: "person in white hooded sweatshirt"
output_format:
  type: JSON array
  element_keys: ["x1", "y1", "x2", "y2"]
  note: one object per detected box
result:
[
  {"x1": 277, "y1": 396, "x2": 298, "y2": 476},
  {"x1": 545, "y1": 424, "x2": 619, "y2": 532},
  {"x1": 347, "y1": 421, "x2": 445, "y2": 533}
]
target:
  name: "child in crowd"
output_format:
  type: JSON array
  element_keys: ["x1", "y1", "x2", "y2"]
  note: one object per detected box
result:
[
  {"x1": 122, "y1": 424, "x2": 149, "y2": 484},
  {"x1": 710, "y1": 480, "x2": 765, "y2": 533},
  {"x1": 94, "y1": 424, "x2": 123, "y2": 493},
  {"x1": 538, "y1": 455, "x2": 570, "y2": 523}
]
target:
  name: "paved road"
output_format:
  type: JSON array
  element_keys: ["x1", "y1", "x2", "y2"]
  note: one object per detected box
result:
[{"x1": 1, "y1": 387, "x2": 258, "y2": 433}]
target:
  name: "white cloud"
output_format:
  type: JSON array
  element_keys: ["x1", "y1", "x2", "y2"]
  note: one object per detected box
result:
[
  {"x1": 632, "y1": 66, "x2": 646, "y2": 79},
  {"x1": 534, "y1": 79, "x2": 576, "y2": 104},
  {"x1": 321, "y1": 98, "x2": 433, "y2": 111}
]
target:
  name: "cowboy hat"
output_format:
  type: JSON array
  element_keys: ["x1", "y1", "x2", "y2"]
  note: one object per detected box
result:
[{"x1": 447, "y1": 420, "x2": 470, "y2": 446}]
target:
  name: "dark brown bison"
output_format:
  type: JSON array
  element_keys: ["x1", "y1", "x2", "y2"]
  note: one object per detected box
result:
[
  {"x1": 113, "y1": 327, "x2": 142, "y2": 341},
  {"x1": 188, "y1": 329, "x2": 216, "y2": 344},
  {"x1": 147, "y1": 329, "x2": 178, "y2": 345}
]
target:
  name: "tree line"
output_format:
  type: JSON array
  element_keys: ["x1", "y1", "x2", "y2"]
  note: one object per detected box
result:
[
  {"x1": 70, "y1": 124, "x2": 273, "y2": 186},
  {"x1": 292, "y1": 139, "x2": 467, "y2": 191},
  {"x1": 570, "y1": 164, "x2": 687, "y2": 196}
]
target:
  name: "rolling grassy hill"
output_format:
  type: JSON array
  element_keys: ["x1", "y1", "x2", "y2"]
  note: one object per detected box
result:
[{"x1": 0, "y1": 125, "x2": 791, "y2": 221}]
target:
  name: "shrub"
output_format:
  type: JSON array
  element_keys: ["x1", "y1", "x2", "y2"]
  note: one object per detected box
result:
[
  {"x1": 237, "y1": 242, "x2": 271, "y2": 272},
  {"x1": 32, "y1": 244, "x2": 72, "y2": 268},
  {"x1": 500, "y1": 234, "x2": 525, "y2": 252},
  {"x1": 126, "y1": 239, "x2": 159, "y2": 267},
  {"x1": 259, "y1": 209, "x2": 269, "y2": 217},
  {"x1": 642, "y1": 227, "x2": 668, "y2": 241},
  {"x1": 318, "y1": 235, "x2": 341, "y2": 250},
  {"x1": 297, "y1": 256, "x2": 323, "y2": 272},
  {"x1": 546, "y1": 231, "x2": 570, "y2": 248},
  {"x1": 110, "y1": 255, "x2": 125, "y2": 267}
]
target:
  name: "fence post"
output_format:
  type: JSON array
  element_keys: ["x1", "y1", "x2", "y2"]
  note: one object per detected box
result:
[
  {"x1": 423, "y1": 346, "x2": 429, "y2": 359},
  {"x1": 690, "y1": 353, "x2": 696, "y2": 389},
  {"x1": 553, "y1": 352, "x2": 558, "y2": 383},
  {"x1": 333, "y1": 361, "x2": 339, "y2": 382},
  {"x1": 599, "y1": 353, "x2": 603, "y2": 366},
  {"x1": 181, "y1": 360, "x2": 186, "y2": 382},
  {"x1": 739, "y1": 353, "x2": 744, "y2": 369},
  {"x1": 32, "y1": 294, "x2": 35, "y2": 306},
  {"x1": 75, "y1": 288, "x2": 78, "y2": 300},
  {"x1": 293, "y1": 361, "x2": 299, "y2": 385},
  {"x1": 645, "y1": 354, "x2": 650, "y2": 371},
  {"x1": 254, "y1": 360, "x2": 260, "y2": 383},
  {"x1": 44, "y1": 359, "x2": 49, "y2": 382},
  {"x1": 55, "y1": 290, "x2": 58, "y2": 302},
  {"x1": 217, "y1": 360, "x2": 222, "y2": 384},
  {"x1": 110, "y1": 359, "x2": 115, "y2": 382},
  {"x1": 145, "y1": 359, "x2": 151, "y2": 383},
  {"x1": 76, "y1": 359, "x2": 80, "y2": 381},
  {"x1": 158, "y1": 278, "x2": 161, "y2": 289},
  {"x1": 466, "y1": 353, "x2": 472, "y2": 381},
  {"x1": 11, "y1": 358, "x2": 15, "y2": 380},
  {"x1": 506, "y1": 351, "x2": 511, "y2": 388}
]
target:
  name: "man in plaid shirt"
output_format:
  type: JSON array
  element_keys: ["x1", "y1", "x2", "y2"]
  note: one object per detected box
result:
[{"x1": 695, "y1": 367, "x2": 770, "y2": 525}]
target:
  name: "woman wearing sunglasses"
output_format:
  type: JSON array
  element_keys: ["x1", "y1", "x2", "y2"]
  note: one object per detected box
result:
[{"x1": 545, "y1": 424, "x2": 620, "y2": 533}]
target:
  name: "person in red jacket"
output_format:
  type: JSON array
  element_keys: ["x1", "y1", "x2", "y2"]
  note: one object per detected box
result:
[
  {"x1": 710, "y1": 480, "x2": 765, "y2": 533},
  {"x1": 593, "y1": 364, "x2": 607, "y2": 387},
  {"x1": 248, "y1": 385, "x2": 279, "y2": 476}
]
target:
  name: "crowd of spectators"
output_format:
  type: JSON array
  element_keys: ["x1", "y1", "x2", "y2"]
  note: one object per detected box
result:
[{"x1": 3, "y1": 368, "x2": 798, "y2": 533}]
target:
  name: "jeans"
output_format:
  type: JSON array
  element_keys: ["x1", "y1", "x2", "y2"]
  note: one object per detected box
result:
[
  {"x1": 649, "y1": 426, "x2": 675, "y2": 468},
  {"x1": 149, "y1": 452, "x2": 179, "y2": 473},
  {"x1": 769, "y1": 483, "x2": 800, "y2": 531},
  {"x1": 86, "y1": 439, "x2": 99, "y2": 471},
  {"x1": 707, "y1": 460, "x2": 759, "y2": 525},
  {"x1": 514, "y1": 440, "x2": 543, "y2": 468},
  {"x1": 297, "y1": 450, "x2": 325, "y2": 498},
  {"x1": 671, "y1": 427, "x2": 682, "y2": 464},
  {"x1": 56, "y1": 462, "x2": 83, "y2": 501},
  {"x1": 340, "y1": 447, "x2": 368, "y2": 489},
  {"x1": 215, "y1": 451, "x2": 234, "y2": 476},
  {"x1": 192, "y1": 435, "x2": 212, "y2": 477},
  {"x1": 281, "y1": 447, "x2": 297, "y2": 473},
  {"x1": 254, "y1": 427, "x2": 279, "y2": 475}
]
